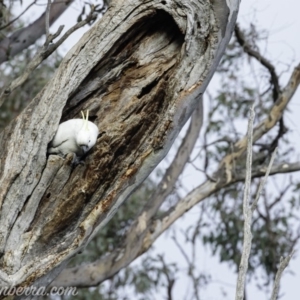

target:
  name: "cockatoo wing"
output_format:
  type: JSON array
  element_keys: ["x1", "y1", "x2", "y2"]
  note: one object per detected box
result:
[{"x1": 48, "y1": 119, "x2": 85, "y2": 156}]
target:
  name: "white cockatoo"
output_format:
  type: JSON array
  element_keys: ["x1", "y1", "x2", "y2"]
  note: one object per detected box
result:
[{"x1": 48, "y1": 110, "x2": 99, "y2": 160}]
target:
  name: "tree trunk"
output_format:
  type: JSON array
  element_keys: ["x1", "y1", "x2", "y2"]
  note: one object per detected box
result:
[{"x1": 0, "y1": 0, "x2": 239, "y2": 290}]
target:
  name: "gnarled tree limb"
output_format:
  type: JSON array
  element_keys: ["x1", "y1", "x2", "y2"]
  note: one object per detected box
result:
[{"x1": 0, "y1": 0, "x2": 239, "y2": 289}]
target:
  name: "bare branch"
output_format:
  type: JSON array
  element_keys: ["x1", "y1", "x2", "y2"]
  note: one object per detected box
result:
[
  {"x1": 219, "y1": 62, "x2": 300, "y2": 183},
  {"x1": 235, "y1": 24, "x2": 287, "y2": 152},
  {"x1": 241, "y1": 161, "x2": 300, "y2": 179},
  {"x1": 0, "y1": 9, "x2": 97, "y2": 108},
  {"x1": 0, "y1": 0, "x2": 74, "y2": 64},
  {"x1": 270, "y1": 251, "x2": 294, "y2": 300},
  {"x1": 235, "y1": 105, "x2": 255, "y2": 300},
  {"x1": 251, "y1": 148, "x2": 277, "y2": 212},
  {"x1": 0, "y1": 1, "x2": 37, "y2": 31},
  {"x1": 235, "y1": 110, "x2": 279, "y2": 300},
  {"x1": 234, "y1": 24, "x2": 280, "y2": 101},
  {"x1": 45, "y1": 0, "x2": 52, "y2": 39}
]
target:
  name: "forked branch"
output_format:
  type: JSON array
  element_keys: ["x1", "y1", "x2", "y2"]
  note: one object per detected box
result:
[{"x1": 0, "y1": 8, "x2": 97, "y2": 108}]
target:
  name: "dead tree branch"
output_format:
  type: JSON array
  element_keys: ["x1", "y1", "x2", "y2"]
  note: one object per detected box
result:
[
  {"x1": 45, "y1": 0, "x2": 52, "y2": 39},
  {"x1": 0, "y1": 0, "x2": 74, "y2": 65},
  {"x1": 235, "y1": 108, "x2": 278, "y2": 300},
  {"x1": 235, "y1": 105, "x2": 255, "y2": 300},
  {"x1": 0, "y1": 8, "x2": 97, "y2": 108},
  {"x1": 270, "y1": 251, "x2": 294, "y2": 300}
]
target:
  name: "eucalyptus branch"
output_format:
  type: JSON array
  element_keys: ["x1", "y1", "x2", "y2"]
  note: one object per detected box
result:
[
  {"x1": 241, "y1": 161, "x2": 300, "y2": 180},
  {"x1": 234, "y1": 24, "x2": 280, "y2": 101},
  {"x1": 235, "y1": 105, "x2": 255, "y2": 300},
  {"x1": 235, "y1": 24, "x2": 287, "y2": 151},
  {"x1": 45, "y1": 0, "x2": 52, "y2": 41},
  {"x1": 219, "y1": 62, "x2": 300, "y2": 183},
  {"x1": 270, "y1": 251, "x2": 294, "y2": 300},
  {"x1": 235, "y1": 107, "x2": 279, "y2": 300}
]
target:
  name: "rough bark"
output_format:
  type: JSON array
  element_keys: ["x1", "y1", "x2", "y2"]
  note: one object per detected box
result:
[{"x1": 0, "y1": 0, "x2": 239, "y2": 290}]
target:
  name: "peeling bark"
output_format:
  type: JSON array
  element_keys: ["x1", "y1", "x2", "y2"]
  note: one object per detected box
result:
[{"x1": 0, "y1": 0, "x2": 239, "y2": 289}]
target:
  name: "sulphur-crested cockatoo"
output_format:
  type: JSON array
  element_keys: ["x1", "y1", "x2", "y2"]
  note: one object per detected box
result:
[{"x1": 48, "y1": 110, "x2": 99, "y2": 160}]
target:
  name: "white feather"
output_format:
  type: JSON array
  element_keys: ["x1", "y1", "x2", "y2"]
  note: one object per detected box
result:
[{"x1": 48, "y1": 112, "x2": 99, "y2": 157}]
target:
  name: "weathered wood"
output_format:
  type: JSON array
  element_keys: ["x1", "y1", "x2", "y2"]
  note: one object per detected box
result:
[{"x1": 0, "y1": 0, "x2": 239, "y2": 288}]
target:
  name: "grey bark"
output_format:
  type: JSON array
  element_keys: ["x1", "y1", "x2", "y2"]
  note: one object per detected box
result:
[{"x1": 0, "y1": 0, "x2": 239, "y2": 290}]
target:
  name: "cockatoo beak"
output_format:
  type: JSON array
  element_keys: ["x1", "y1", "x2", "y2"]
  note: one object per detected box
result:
[{"x1": 81, "y1": 145, "x2": 89, "y2": 153}]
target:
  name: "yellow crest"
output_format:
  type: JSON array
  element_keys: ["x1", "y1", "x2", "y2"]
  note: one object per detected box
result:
[{"x1": 81, "y1": 110, "x2": 89, "y2": 130}]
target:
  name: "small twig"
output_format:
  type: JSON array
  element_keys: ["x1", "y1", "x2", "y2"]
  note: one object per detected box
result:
[
  {"x1": 45, "y1": 0, "x2": 52, "y2": 45},
  {"x1": 270, "y1": 251, "x2": 294, "y2": 300},
  {"x1": 0, "y1": 8, "x2": 97, "y2": 108},
  {"x1": 189, "y1": 161, "x2": 217, "y2": 182},
  {"x1": 251, "y1": 147, "x2": 277, "y2": 212},
  {"x1": 44, "y1": 25, "x2": 64, "y2": 49},
  {"x1": 235, "y1": 24, "x2": 287, "y2": 154},
  {"x1": 172, "y1": 232, "x2": 200, "y2": 300},
  {"x1": 234, "y1": 24, "x2": 280, "y2": 101},
  {"x1": 0, "y1": 1, "x2": 37, "y2": 31}
]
